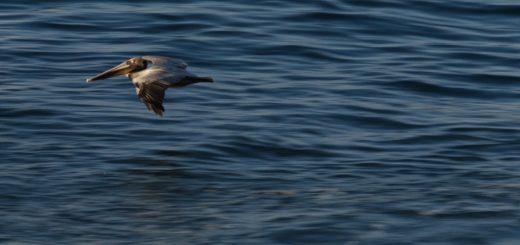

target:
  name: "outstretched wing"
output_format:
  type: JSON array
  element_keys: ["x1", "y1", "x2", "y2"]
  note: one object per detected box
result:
[
  {"x1": 131, "y1": 56, "x2": 211, "y2": 116},
  {"x1": 134, "y1": 81, "x2": 169, "y2": 116}
]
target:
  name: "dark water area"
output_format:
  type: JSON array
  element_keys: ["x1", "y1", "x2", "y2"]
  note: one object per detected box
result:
[{"x1": 1, "y1": 0, "x2": 520, "y2": 244}]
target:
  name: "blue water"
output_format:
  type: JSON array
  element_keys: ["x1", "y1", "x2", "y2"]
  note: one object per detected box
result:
[{"x1": 1, "y1": 1, "x2": 520, "y2": 244}]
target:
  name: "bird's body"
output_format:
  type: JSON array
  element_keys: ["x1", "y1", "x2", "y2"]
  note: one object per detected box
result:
[{"x1": 86, "y1": 56, "x2": 213, "y2": 116}]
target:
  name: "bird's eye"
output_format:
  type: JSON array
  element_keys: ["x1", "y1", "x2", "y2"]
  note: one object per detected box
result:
[{"x1": 126, "y1": 61, "x2": 131, "y2": 65}]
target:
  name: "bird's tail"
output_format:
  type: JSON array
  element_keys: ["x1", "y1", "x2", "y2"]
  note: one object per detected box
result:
[
  {"x1": 174, "y1": 76, "x2": 214, "y2": 87},
  {"x1": 193, "y1": 76, "x2": 214, "y2": 83}
]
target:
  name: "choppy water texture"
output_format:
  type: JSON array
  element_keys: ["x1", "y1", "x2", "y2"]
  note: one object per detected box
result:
[{"x1": 1, "y1": 0, "x2": 520, "y2": 244}]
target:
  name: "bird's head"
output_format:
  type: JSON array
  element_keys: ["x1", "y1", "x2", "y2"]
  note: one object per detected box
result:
[{"x1": 86, "y1": 57, "x2": 148, "y2": 83}]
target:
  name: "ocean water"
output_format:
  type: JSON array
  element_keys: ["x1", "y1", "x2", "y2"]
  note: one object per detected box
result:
[{"x1": 1, "y1": 0, "x2": 520, "y2": 244}]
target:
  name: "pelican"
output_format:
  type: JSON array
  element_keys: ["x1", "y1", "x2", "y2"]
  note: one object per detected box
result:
[{"x1": 86, "y1": 56, "x2": 213, "y2": 116}]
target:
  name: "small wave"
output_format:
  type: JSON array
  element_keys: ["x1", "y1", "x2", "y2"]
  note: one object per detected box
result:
[
  {"x1": 211, "y1": 140, "x2": 339, "y2": 159},
  {"x1": 384, "y1": 80, "x2": 514, "y2": 99},
  {"x1": 0, "y1": 108, "x2": 59, "y2": 117},
  {"x1": 283, "y1": 11, "x2": 370, "y2": 22},
  {"x1": 422, "y1": 1, "x2": 520, "y2": 17},
  {"x1": 319, "y1": 112, "x2": 427, "y2": 130},
  {"x1": 23, "y1": 20, "x2": 99, "y2": 31},
  {"x1": 385, "y1": 133, "x2": 490, "y2": 145}
]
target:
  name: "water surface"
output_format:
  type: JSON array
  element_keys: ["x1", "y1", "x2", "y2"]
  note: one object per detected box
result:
[{"x1": 1, "y1": 0, "x2": 520, "y2": 244}]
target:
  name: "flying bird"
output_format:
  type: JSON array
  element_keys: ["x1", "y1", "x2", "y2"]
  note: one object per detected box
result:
[{"x1": 86, "y1": 56, "x2": 213, "y2": 116}]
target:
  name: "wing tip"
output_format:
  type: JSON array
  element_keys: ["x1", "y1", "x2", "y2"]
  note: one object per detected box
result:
[{"x1": 147, "y1": 105, "x2": 164, "y2": 117}]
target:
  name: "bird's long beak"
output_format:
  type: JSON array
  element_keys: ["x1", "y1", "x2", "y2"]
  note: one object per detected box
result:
[{"x1": 86, "y1": 62, "x2": 134, "y2": 83}]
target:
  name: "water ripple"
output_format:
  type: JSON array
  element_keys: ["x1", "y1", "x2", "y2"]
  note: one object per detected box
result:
[{"x1": 1, "y1": 0, "x2": 520, "y2": 244}]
